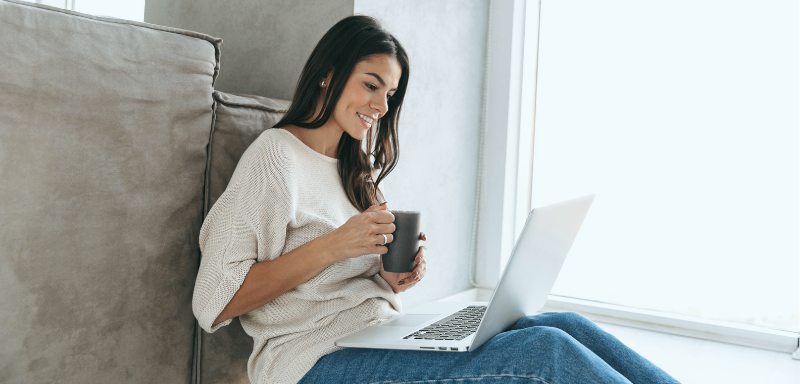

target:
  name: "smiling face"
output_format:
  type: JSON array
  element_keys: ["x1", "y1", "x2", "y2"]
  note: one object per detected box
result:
[{"x1": 328, "y1": 54, "x2": 402, "y2": 141}]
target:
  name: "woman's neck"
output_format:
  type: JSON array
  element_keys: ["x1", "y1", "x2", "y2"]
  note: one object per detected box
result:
[{"x1": 282, "y1": 124, "x2": 344, "y2": 158}]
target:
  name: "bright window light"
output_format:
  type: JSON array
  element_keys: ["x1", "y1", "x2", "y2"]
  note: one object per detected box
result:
[
  {"x1": 30, "y1": 0, "x2": 145, "y2": 22},
  {"x1": 531, "y1": 0, "x2": 799, "y2": 332}
]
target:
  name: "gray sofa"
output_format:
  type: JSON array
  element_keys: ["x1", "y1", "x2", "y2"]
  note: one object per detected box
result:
[{"x1": 0, "y1": 1, "x2": 288, "y2": 382}]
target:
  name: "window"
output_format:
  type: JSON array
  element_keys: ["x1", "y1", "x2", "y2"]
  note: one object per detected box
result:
[
  {"x1": 529, "y1": 0, "x2": 798, "y2": 332},
  {"x1": 29, "y1": 0, "x2": 145, "y2": 22}
]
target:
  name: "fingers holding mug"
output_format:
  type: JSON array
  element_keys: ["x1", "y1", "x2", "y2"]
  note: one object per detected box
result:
[
  {"x1": 405, "y1": 251, "x2": 427, "y2": 285},
  {"x1": 415, "y1": 246, "x2": 427, "y2": 274}
]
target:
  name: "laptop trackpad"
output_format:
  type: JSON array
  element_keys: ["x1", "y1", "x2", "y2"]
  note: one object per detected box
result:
[{"x1": 380, "y1": 314, "x2": 438, "y2": 327}]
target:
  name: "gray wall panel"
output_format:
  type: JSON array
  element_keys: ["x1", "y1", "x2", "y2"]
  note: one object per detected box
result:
[{"x1": 145, "y1": 0, "x2": 354, "y2": 100}]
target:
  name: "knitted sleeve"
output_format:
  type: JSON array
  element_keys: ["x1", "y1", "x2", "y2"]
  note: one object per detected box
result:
[{"x1": 192, "y1": 138, "x2": 293, "y2": 333}]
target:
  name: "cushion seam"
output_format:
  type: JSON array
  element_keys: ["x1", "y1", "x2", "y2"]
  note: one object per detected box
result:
[{"x1": 212, "y1": 91, "x2": 289, "y2": 113}]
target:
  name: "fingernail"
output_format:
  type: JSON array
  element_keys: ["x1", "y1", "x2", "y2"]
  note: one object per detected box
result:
[
  {"x1": 381, "y1": 202, "x2": 388, "y2": 205},
  {"x1": 397, "y1": 280, "x2": 404, "y2": 285}
]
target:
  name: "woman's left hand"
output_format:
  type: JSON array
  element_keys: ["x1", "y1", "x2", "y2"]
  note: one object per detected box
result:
[{"x1": 380, "y1": 232, "x2": 427, "y2": 294}]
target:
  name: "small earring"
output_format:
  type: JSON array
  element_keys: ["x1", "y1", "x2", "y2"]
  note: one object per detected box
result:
[{"x1": 320, "y1": 80, "x2": 327, "y2": 88}]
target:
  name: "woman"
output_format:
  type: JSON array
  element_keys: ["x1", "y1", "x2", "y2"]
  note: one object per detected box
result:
[{"x1": 193, "y1": 15, "x2": 680, "y2": 384}]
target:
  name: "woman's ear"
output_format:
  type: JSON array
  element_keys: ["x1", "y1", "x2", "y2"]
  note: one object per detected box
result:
[
  {"x1": 319, "y1": 70, "x2": 333, "y2": 89},
  {"x1": 323, "y1": 68, "x2": 334, "y2": 85}
]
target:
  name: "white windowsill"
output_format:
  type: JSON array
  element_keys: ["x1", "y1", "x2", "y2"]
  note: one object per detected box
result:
[{"x1": 437, "y1": 288, "x2": 800, "y2": 354}]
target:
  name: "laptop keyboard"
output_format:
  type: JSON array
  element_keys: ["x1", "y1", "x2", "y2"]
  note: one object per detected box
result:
[{"x1": 403, "y1": 305, "x2": 487, "y2": 341}]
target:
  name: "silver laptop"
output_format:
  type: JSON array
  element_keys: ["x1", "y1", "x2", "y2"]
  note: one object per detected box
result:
[{"x1": 335, "y1": 194, "x2": 594, "y2": 352}]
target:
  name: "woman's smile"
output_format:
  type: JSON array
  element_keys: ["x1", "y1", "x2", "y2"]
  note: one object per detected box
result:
[{"x1": 357, "y1": 112, "x2": 374, "y2": 129}]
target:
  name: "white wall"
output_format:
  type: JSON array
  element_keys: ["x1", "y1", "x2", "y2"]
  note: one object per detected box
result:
[{"x1": 353, "y1": 0, "x2": 489, "y2": 308}]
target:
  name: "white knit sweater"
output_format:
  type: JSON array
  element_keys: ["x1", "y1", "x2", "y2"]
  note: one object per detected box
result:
[{"x1": 193, "y1": 128, "x2": 401, "y2": 384}]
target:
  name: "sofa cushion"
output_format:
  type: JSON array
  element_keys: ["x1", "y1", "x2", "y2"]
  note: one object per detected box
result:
[
  {"x1": 206, "y1": 91, "x2": 291, "y2": 213},
  {"x1": 0, "y1": 1, "x2": 220, "y2": 383},
  {"x1": 199, "y1": 91, "x2": 290, "y2": 384}
]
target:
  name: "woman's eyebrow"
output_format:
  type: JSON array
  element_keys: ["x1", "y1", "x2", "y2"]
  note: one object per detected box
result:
[{"x1": 366, "y1": 73, "x2": 397, "y2": 91}]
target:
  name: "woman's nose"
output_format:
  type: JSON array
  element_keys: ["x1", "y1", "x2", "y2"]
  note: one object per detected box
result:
[{"x1": 372, "y1": 95, "x2": 389, "y2": 117}]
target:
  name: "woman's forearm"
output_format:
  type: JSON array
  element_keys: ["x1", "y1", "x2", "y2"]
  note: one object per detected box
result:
[{"x1": 213, "y1": 233, "x2": 339, "y2": 326}]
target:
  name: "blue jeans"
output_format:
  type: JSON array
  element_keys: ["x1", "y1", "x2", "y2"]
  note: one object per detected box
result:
[{"x1": 299, "y1": 312, "x2": 680, "y2": 384}]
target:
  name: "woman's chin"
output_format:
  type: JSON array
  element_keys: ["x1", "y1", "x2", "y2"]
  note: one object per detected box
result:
[{"x1": 347, "y1": 129, "x2": 368, "y2": 141}]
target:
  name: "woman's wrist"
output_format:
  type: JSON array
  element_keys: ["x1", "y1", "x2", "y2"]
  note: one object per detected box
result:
[{"x1": 316, "y1": 232, "x2": 343, "y2": 265}]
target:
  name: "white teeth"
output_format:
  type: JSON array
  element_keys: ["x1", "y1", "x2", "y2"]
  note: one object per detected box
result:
[{"x1": 357, "y1": 113, "x2": 374, "y2": 124}]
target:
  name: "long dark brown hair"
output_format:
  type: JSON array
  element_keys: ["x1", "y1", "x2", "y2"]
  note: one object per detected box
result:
[{"x1": 273, "y1": 15, "x2": 409, "y2": 212}]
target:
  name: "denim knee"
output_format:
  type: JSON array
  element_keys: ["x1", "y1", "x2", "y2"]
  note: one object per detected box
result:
[
  {"x1": 500, "y1": 324, "x2": 579, "y2": 353},
  {"x1": 512, "y1": 311, "x2": 593, "y2": 331},
  {"x1": 534, "y1": 325, "x2": 575, "y2": 343},
  {"x1": 555, "y1": 311, "x2": 592, "y2": 326},
  {"x1": 515, "y1": 326, "x2": 585, "y2": 358}
]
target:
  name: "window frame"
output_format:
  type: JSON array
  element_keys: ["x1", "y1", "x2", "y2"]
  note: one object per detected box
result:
[{"x1": 473, "y1": 0, "x2": 799, "y2": 354}]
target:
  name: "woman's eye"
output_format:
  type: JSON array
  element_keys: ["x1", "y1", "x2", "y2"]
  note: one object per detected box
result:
[{"x1": 366, "y1": 83, "x2": 393, "y2": 101}]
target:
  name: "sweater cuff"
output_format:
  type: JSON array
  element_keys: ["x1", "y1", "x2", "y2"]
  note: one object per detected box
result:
[{"x1": 197, "y1": 259, "x2": 256, "y2": 333}]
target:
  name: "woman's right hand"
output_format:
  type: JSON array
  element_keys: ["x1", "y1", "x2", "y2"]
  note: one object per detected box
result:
[{"x1": 326, "y1": 202, "x2": 396, "y2": 262}]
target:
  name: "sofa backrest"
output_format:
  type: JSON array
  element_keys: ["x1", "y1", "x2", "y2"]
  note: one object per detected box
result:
[
  {"x1": 198, "y1": 91, "x2": 290, "y2": 384},
  {"x1": 0, "y1": 1, "x2": 220, "y2": 382}
]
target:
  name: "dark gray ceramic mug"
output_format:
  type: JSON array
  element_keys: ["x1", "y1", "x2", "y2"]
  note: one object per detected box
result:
[{"x1": 383, "y1": 210, "x2": 421, "y2": 273}]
